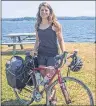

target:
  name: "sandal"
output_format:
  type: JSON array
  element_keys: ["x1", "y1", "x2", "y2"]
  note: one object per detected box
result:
[{"x1": 50, "y1": 97, "x2": 57, "y2": 105}]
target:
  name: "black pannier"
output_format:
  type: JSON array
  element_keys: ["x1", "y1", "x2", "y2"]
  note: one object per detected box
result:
[{"x1": 5, "y1": 56, "x2": 29, "y2": 89}]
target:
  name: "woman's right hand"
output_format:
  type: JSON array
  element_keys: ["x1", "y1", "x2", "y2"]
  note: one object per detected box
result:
[{"x1": 30, "y1": 49, "x2": 38, "y2": 56}]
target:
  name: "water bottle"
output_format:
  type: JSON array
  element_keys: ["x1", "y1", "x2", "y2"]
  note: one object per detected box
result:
[
  {"x1": 41, "y1": 66, "x2": 55, "y2": 86},
  {"x1": 35, "y1": 71, "x2": 43, "y2": 86}
]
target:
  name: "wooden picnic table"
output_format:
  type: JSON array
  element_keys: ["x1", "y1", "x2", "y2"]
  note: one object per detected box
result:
[{"x1": 2, "y1": 32, "x2": 36, "y2": 55}]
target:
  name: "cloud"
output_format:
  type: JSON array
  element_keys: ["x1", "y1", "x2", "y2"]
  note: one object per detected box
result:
[{"x1": 2, "y1": 1, "x2": 95, "y2": 18}]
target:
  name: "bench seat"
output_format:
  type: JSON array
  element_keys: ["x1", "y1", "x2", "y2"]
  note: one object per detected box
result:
[{"x1": 1, "y1": 41, "x2": 35, "y2": 45}]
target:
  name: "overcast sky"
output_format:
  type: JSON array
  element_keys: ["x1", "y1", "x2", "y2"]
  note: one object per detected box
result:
[{"x1": 2, "y1": 1, "x2": 95, "y2": 18}]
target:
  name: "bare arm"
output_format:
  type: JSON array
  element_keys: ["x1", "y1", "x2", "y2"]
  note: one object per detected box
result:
[
  {"x1": 53, "y1": 22, "x2": 65, "y2": 53},
  {"x1": 33, "y1": 31, "x2": 39, "y2": 54},
  {"x1": 57, "y1": 25, "x2": 65, "y2": 53}
]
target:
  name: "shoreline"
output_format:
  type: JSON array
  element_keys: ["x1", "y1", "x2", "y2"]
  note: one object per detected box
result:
[{"x1": 1, "y1": 42, "x2": 95, "y2": 55}]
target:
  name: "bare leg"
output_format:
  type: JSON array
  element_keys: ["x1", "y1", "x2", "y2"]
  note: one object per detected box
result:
[
  {"x1": 39, "y1": 65, "x2": 57, "y2": 104},
  {"x1": 46, "y1": 66, "x2": 57, "y2": 105},
  {"x1": 39, "y1": 65, "x2": 47, "y2": 77}
]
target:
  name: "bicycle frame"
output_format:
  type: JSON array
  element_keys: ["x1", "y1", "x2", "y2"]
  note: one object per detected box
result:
[
  {"x1": 12, "y1": 51, "x2": 94, "y2": 105},
  {"x1": 30, "y1": 66, "x2": 71, "y2": 104}
]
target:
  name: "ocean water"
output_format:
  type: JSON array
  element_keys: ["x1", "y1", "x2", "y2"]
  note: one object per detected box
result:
[{"x1": 2, "y1": 19, "x2": 95, "y2": 43}]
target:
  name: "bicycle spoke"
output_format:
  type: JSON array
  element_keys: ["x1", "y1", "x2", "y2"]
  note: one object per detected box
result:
[
  {"x1": 47, "y1": 77, "x2": 94, "y2": 105},
  {"x1": 13, "y1": 85, "x2": 34, "y2": 105}
]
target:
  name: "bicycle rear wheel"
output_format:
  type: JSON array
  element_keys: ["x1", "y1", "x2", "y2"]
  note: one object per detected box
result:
[
  {"x1": 13, "y1": 85, "x2": 34, "y2": 105},
  {"x1": 13, "y1": 73, "x2": 47, "y2": 105},
  {"x1": 13, "y1": 73, "x2": 36, "y2": 105},
  {"x1": 47, "y1": 77, "x2": 94, "y2": 106}
]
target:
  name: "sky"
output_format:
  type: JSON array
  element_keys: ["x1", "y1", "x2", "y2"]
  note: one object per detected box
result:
[{"x1": 2, "y1": 1, "x2": 95, "y2": 18}]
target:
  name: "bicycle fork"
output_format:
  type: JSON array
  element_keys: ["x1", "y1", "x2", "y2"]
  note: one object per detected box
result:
[{"x1": 58, "y1": 70, "x2": 71, "y2": 104}]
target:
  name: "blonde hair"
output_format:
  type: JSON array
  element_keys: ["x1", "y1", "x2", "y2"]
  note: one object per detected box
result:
[{"x1": 35, "y1": 2, "x2": 61, "y2": 32}]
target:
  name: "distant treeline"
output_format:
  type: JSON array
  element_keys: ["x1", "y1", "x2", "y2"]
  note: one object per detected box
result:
[{"x1": 2, "y1": 16, "x2": 95, "y2": 21}]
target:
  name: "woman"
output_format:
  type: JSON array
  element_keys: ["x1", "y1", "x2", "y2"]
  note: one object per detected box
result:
[{"x1": 33, "y1": 2, "x2": 65, "y2": 105}]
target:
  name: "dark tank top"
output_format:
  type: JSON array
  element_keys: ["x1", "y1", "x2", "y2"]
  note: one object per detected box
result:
[{"x1": 38, "y1": 25, "x2": 58, "y2": 56}]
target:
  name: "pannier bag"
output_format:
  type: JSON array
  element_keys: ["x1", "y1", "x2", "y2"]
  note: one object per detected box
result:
[{"x1": 5, "y1": 56, "x2": 29, "y2": 89}]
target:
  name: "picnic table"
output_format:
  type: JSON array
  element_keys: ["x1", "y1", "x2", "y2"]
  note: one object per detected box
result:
[{"x1": 2, "y1": 33, "x2": 36, "y2": 55}]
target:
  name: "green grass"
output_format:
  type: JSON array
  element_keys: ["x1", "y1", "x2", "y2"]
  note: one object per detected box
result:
[{"x1": 1, "y1": 43, "x2": 96, "y2": 105}]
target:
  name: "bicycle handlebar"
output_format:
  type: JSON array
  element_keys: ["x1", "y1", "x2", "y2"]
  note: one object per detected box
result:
[{"x1": 25, "y1": 50, "x2": 78, "y2": 69}]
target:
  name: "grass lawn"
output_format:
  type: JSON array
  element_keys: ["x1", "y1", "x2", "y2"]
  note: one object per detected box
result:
[{"x1": 1, "y1": 43, "x2": 96, "y2": 105}]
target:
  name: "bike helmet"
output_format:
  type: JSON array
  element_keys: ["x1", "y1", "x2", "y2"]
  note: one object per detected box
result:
[{"x1": 68, "y1": 55, "x2": 83, "y2": 72}]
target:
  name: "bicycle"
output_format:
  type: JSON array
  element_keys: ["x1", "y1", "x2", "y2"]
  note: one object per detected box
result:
[{"x1": 13, "y1": 51, "x2": 94, "y2": 106}]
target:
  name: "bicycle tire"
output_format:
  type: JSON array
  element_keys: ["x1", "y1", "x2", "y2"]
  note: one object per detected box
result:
[
  {"x1": 46, "y1": 77, "x2": 94, "y2": 106},
  {"x1": 13, "y1": 73, "x2": 36, "y2": 105},
  {"x1": 13, "y1": 86, "x2": 34, "y2": 105}
]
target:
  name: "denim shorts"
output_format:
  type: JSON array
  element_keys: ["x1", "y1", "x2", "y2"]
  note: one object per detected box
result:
[{"x1": 38, "y1": 55, "x2": 56, "y2": 66}]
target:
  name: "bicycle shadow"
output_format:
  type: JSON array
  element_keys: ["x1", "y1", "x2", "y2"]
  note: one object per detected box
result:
[
  {"x1": 1, "y1": 99, "x2": 21, "y2": 106},
  {"x1": 1, "y1": 99, "x2": 46, "y2": 106}
]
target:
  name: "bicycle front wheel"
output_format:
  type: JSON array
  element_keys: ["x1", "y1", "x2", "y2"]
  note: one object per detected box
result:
[{"x1": 47, "y1": 77, "x2": 94, "y2": 106}]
